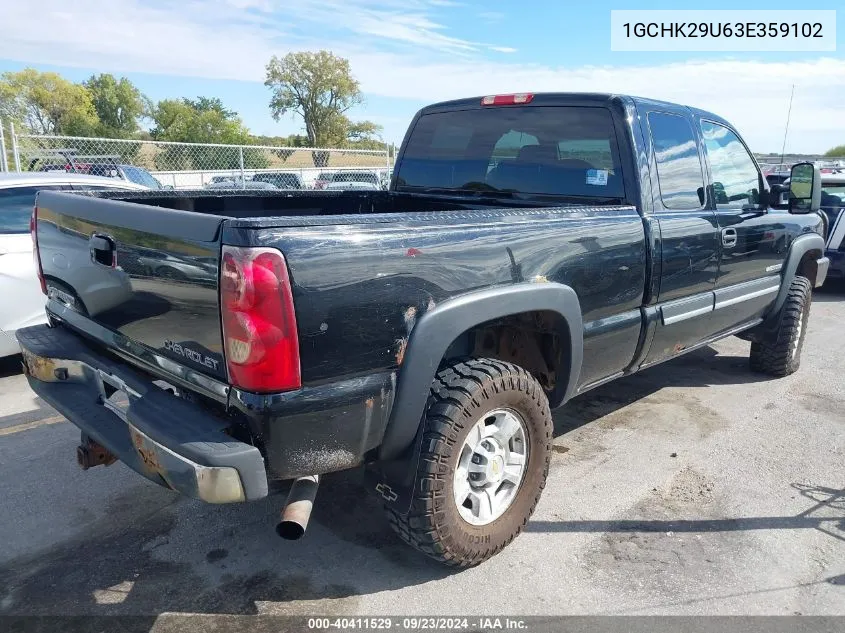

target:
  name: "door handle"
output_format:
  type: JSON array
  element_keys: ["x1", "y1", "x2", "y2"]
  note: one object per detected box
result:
[
  {"x1": 90, "y1": 233, "x2": 116, "y2": 267},
  {"x1": 721, "y1": 228, "x2": 737, "y2": 248}
]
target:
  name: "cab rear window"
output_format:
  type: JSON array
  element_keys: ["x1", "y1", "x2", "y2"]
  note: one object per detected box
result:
[{"x1": 395, "y1": 106, "x2": 624, "y2": 198}]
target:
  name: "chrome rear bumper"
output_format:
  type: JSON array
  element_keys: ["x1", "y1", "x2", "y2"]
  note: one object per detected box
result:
[{"x1": 18, "y1": 325, "x2": 267, "y2": 503}]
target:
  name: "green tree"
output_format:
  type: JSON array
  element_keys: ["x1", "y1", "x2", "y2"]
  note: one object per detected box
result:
[
  {"x1": 83, "y1": 74, "x2": 150, "y2": 138},
  {"x1": 264, "y1": 50, "x2": 383, "y2": 164},
  {"x1": 345, "y1": 120, "x2": 387, "y2": 150},
  {"x1": 0, "y1": 68, "x2": 98, "y2": 135},
  {"x1": 184, "y1": 96, "x2": 237, "y2": 119},
  {"x1": 252, "y1": 134, "x2": 315, "y2": 162},
  {"x1": 824, "y1": 145, "x2": 845, "y2": 157},
  {"x1": 249, "y1": 134, "x2": 311, "y2": 162},
  {"x1": 265, "y1": 51, "x2": 360, "y2": 146},
  {"x1": 150, "y1": 98, "x2": 252, "y2": 144},
  {"x1": 250, "y1": 133, "x2": 310, "y2": 147},
  {"x1": 150, "y1": 97, "x2": 268, "y2": 170}
]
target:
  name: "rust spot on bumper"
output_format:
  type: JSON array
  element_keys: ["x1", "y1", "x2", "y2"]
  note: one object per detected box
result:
[{"x1": 130, "y1": 426, "x2": 164, "y2": 476}]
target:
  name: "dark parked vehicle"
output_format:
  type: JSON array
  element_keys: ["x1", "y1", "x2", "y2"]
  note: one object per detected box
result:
[
  {"x1": 208, "y1": 175, "x2": 238, "y2": 184},
  {"x1": 18, "y1": 93, "x2": 829, "y2": 567},
  {"x1": 330, "y1": 170, "x2": 380, "y2": 187},
  {"x1": 252, "y1": 172, "x2": 304, "y2": 190},
  {"x1": 29, "y1": 151, "x2": 164, "y2": 189}
]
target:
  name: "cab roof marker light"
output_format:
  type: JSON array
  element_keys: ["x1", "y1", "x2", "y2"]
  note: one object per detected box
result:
[{"x1": 481, "y1": 93, "x2": 535, "y2": 106}]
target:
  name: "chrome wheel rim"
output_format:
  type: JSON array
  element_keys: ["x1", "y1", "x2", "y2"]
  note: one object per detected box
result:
[{"x1": 453, "y1": 408, "x2": 529, "y2": 526}]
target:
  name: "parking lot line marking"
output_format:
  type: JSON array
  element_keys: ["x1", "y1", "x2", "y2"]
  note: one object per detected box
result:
[{"x1": 0, "y1": 415, "x2": 66, "y2": 436}]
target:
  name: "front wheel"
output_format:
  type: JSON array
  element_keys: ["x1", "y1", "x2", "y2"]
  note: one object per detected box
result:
[
  {"x1": 386, "y1": 358, "x2": 552, "y2": 567},
  {"x1": 750, "y1": 276, "x2": 812, "y2": 377}
]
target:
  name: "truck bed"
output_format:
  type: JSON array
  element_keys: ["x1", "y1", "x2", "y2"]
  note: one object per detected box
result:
[
  {"x1": 35, "y1": 188, "x2": 646, "y2": 393},
  {"x1": 69, "y1": 187, "x2": 625, "y2": 220}
]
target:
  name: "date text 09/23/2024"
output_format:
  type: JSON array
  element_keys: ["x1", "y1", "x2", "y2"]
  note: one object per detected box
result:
[{"x1": 307, "y1": 618, "x2": 528, "y2": 630}]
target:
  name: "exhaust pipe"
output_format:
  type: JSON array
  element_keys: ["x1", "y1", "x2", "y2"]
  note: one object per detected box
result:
[{"x1": 276, "y1": 475, "x2": 319, "y2": 540}]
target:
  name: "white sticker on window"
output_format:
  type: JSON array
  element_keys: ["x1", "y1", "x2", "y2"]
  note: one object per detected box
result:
[{"x1": 586, "y1": 169, "x2": 608, "y2": 186}]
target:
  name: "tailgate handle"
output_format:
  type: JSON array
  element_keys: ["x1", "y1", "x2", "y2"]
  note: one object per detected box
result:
[{"x1": 90, "y1": 234, "x2": 116, "y2": 267}]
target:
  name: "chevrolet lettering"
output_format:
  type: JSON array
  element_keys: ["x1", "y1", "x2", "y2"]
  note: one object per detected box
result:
[{"x1": 163, "y1": 340, "x2": 220, "y2": 371}]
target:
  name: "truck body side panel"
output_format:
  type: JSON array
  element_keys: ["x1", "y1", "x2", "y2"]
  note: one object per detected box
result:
[{"x1": 227, "y1": 205, "x2": 647, "y2": 391}]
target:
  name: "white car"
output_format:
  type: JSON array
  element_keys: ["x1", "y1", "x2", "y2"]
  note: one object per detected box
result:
[{"x1": 0, "y1": 172, "x2": 147, "y2": 357}]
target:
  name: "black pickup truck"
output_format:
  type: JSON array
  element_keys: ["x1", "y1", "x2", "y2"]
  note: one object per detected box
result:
[{"x1": 18, "y1": 92, "x2": 829, "y2": 567}]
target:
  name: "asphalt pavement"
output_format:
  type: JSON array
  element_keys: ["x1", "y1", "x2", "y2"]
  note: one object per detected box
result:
[{"x1": 0, "y1": 283, "x2": 842, "y2": 618}]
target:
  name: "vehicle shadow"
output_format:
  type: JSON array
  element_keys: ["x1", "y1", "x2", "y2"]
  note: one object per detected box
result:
[
  {"x1": 524, "y1": 483, "x2": 845, "y2": 544},
  {"x1": 555, "y1": 346, "x2": 769, "y2": 434},
  {"x1": 0, "y1": 468, "x2": 452, "y2": 616}
]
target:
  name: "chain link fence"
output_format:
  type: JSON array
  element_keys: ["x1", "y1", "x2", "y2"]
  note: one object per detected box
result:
[
  {"x1": 1, "y1": 120, "x2": 842, "y2": 185},
  {"x1": 2, "y1": 126, "x2": 393, "y2": 189}
]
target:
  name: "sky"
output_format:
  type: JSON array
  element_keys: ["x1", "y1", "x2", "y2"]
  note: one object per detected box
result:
[{"x1": 0, "y1": 0, "x2": 842, "y2": 153}]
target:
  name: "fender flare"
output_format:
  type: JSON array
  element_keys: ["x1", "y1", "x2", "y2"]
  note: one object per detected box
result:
[
  {"x1": 378, "y1": 282, "x2": 583, "y2": 461},
  {"x1": 764, "y1": 233, "x2": 825, "y2": 330}
]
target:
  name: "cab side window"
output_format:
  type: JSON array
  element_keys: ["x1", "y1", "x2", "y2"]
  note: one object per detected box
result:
[
  {"x1": 700, "y1": 121, "x2": 760, "y2": 208},
  {"x1": 647, "y1": 112, "x2": 706, "y2": 210}
]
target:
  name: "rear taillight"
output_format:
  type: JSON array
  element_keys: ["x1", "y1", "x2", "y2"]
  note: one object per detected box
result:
[
  {"x1": 220, "y1": 246, "x2": 301, "y2": 393},
  {"x1": 30, "y1": 206, "x2": 47, "y2": 295}
]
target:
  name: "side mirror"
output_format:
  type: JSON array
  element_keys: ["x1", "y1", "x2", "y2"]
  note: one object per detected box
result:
[{"x1": 788, "y1": 162, "x2": 821, "y2": 214}]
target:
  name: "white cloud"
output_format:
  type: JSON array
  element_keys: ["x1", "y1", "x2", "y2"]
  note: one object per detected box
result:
[
  {"x1": 0, "y1": 0, "x2": 842, "y2": 152},
  {"x1": 350, "y1": 55, "x2": 845, "y2": 153},
  {"x1": 349, "y1": 12, "x2": 479, "y2": 53},
  {"x1": 268, "y1": 0, "x2": 485, "y2": 54},
  {"x1": 0, "y1": 0, "x2": 279, "y2": 81},
  {"x1": 489, "y1": 46, "x2": 518, "y2": 53}
]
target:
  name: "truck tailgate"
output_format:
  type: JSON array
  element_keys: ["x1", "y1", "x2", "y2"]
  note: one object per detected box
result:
[{"x1": 34, "y1": 191, "x2": 229, "y2": 383}]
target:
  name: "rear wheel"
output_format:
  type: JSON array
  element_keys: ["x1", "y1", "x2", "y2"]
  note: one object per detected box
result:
[
  {"x1": 749, "y1": 276, "x2": 812, "y2": 377},
  {"x1": 386, "y1": 358, "x2": 552, "y2": 567}
]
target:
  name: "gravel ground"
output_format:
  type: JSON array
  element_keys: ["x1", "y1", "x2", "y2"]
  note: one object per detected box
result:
[{"x1": 0, "y1": 283, "x2": 842, "y2": 619}]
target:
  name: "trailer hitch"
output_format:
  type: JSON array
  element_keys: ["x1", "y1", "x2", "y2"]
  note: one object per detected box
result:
[{"x1": 76, "y1": 433, "x2": 117, "y2": 470}]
